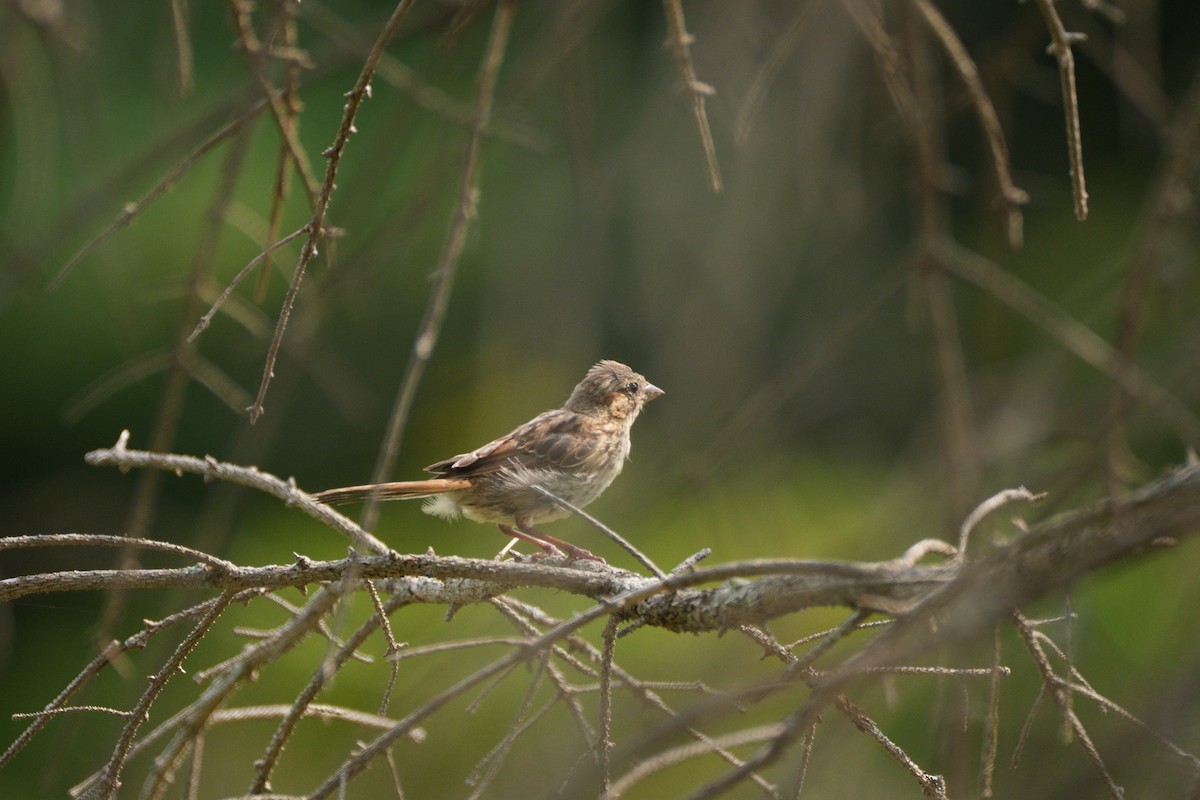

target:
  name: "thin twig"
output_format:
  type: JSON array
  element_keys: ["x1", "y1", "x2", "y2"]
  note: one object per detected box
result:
[
  {"x1": 84, "y1": 429, "x2": 389, "y2": 554},
  {"x1": 249, "y1": 0, "x2": 416, "y2": 423},
  {"x1": 80, "y1": 591, "x2": 235, "y2": 800},
  {"x1": 170, "y1": 0, "x2": 194, "y2": 97},
  {"x1": 733, "y1": 0, "x2": 817, "y2": 145},
  {"x1": 530, "y1": 484, "x2": 666, "y2": 578},
  {"x1": 957, "y1": 486, "x2": 1044, "y2": 555},
  {"x1": 0, "y1": 533, "x2": 237, "y2": 569},
  {"x1": 1033, "y1": 0, "x2": 1089, "y2": 220},
  {"x1": 661, "y1": 0, "x2": 723, "y2": 192},
  {"x1": 981, "y1": 625, "x2": 1002, "y2": 798},
  {"x1": 47, "y1": 99, "x2": 269, "y2": 291},
  {"x1": 188, "y1": 225, "x2": 310, "y2": 341},
  {"x1": 255, "y1": 0, "x2": 303, "y2": 300},
  {"x1": 248, "y1": 591, "x2": 412, "y2": 794},
  {"x1": 1013, "y1": 611, "x2": 1122, "y2": 798},
  {"x1": 911, "y1": 0, "x2": 1028, "y2": 246},
  {"x1": 0, "y1": 592, "x2": 258, "y2": 770},
  {"x1": 598, "y1": 617, "x2": 618, "y2": 797}
]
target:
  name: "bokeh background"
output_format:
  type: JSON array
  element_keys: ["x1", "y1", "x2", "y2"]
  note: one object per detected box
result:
[{"x1": 2, "y1": 1, "x2": 1200, "y2": 797}]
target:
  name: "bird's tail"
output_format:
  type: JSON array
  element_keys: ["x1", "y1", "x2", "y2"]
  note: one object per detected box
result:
[{"x1": 313, "y1": 478, "x2": 471, "y2": 506}]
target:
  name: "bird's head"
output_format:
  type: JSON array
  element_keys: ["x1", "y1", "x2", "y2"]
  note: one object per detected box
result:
[{"x1": 565, "y1": 360, "x2": 664, "y2": 421}]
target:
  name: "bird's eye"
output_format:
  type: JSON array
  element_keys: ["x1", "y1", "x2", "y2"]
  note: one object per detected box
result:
[{"x1": 625, "y1": 381, "x2": 639, "y2": 394}]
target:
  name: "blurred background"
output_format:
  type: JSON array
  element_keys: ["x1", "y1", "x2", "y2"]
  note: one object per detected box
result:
[{"x1": 2, "y1": 0, "x2": 1200, "y2": 797}]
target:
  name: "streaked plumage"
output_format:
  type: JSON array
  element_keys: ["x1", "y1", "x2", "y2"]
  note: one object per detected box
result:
[{"x1": 314, "y1": 360, "x2": 663, "y2": 560}]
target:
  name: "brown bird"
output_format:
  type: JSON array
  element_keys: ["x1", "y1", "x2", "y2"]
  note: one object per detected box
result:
[{"x1": 314, "y1": 360, "x2": 663, "y2": 561}]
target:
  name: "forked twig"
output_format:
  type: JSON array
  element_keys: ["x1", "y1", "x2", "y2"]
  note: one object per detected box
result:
[{"x1": 249, "y1": 0, "x2": 416, "y2": 423}]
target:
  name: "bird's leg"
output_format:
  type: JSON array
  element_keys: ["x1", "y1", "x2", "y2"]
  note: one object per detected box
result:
[
  {"x1": 497, "y1": 524, "x2": 564, "y2": 558},
  {"x1": 515, "y1": 523, "x2": 605, "y2": 563},
  {"x1": 496, "y1": 524, "x2": 604, "y2": 562}
]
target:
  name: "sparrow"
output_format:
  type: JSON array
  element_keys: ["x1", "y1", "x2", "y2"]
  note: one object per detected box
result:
[{"x1": 314, "y1": 360, "x2": 663, "y2": 561}]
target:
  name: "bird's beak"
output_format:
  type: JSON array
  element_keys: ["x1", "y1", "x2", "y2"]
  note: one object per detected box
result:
[{"x1": 644, "y1": 383, "x2": 665, "y2": 401}]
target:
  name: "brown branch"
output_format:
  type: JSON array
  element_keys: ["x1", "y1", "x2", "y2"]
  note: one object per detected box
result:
[
  {"x1": 662, "y1": 0, "x2": 723, "y2": 192},
  {"x1": 0, "y1": 591, "x2": 260, "y2": 770},
  {"x1": 170, "y1": 0, "x2": 194, "y2": 97},
  {"x1": 80, "y1": 591, "x2": 235, "y2": 800},
  {"x1": 1013, "y1": 612, "x2": 1123, "y2": 799},
  {"x1": 249, "y1": 0, "x2": 416, "y2": 423},
  {"x1": 84, "y1": 429, "x2": 390, "y2": 555},
  {"x1": 47, "y1": 99, "x2": 270, "y2": 292},
  {"x1": 255, "y1": 0, "x2": 303, "y2": 300},
  {"x1": 248, "y1": 591, "x2": 413, "y2": 794},
  {"x1": 911, "y1": 0, "x2": 1028, "y2": 247},
  {"x1": 1034, "y1": 0, "x2": 1089, "y2": 220}
]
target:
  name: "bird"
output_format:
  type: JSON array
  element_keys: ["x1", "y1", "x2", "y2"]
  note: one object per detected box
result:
[{"x1": 314, "y1": 360, "x2": 663, "y2": 561}]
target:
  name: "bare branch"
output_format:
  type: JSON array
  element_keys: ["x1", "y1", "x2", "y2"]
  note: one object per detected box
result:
[
  {"x1": 249, "y1": 0, "x2": 416, "y2": 423},
  {"x1": 1034, "y1": 0, "x2": 1089, "y2": 220},
  {"x1": 662, "y1": 0, "x2": 723, "y2": 192}
]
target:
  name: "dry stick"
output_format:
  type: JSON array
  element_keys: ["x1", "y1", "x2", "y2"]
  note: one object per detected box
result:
[
  {"x1": 304, "y1": 0, "x2": 545, "y2": 151},
  {"x1": 957, "y1": 486, "x2": 1044, "y2": 555},
  {"x1": 225, "y1": 0, "x2": 320, "y2": 206},
  {"x1": 944, "y1": 243, "x2": 1200, "y2": 447},
  {"x1": 118, "y1": 586, "x2": 343, "y2": 800},
  {"x1": 360, "y1": 0, "x2": 516, "y2": 533},
  {"x1": 609, "y1": 726, "x2": 786, "y2": 798},
  {"x1": 47, "y1": 99, "x2": 269, "y2": 291},
  {"x1": 170, "y1": 0, "x2": 194, "y2": 97},
  {"x1": 0, "y1": 592, "x2": 257, "y2": 770},
  {"x1": 255, "y1": 0, "x2": 303, "y2": 300},
  {"x1": 305, "y1": 569, "x2": 707, "y2": 799},
  {"x1": 183, "y1": 732, "x2": 204, "y2": 800},
  {"x1": 980, "y1": 625, "x2": 1003, "y2": 798},
  {"x1": 837, "y1": 695, "x2": 949, "y2": 800},
  {"x1": 911, "y1": 0, "x2": 1028, "y2": 248},
  {"x1": 661, "y1": 0, "x2": 723, "y2": 192},
  {"x1": 529, "y1": 485, "x2": 666, "y2": 578},
  {"x1": 1029, "y1": 628, "x2": 1200, "y2": 771},
  {"x1": 187, "y1": 226, "x2": 310, "y2": 341},
  {"x1": 10, "y1": 705, "x2": 132, "y2": 720},
  {"x1": 249, "y1": 0, "x2": 416, "y2": 423},
  {"x1": 1033, "y1": 0, "x2": 1089, "y2": 220},
  {"x1": 0, "y1": 533, "x2": 238, "y2": 569},
  {"x1": 1012, "y1": 612, "x2": 1123, "y2": 799},
  {"x1": 85, "y1": 429, "x2": 390, "y2": 555},
  {"x1": 79, "y1": 591, "x2": 235, "y2": 800},
  {"x1": 598, "y1": 618, "x2": 619, "y2": 797},
  {"x1": 248, "y1": 592, "x2": 412, "y2": 794}
]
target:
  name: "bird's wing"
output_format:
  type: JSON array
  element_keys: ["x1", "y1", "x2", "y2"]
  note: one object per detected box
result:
[{"x1": 424, "y1": 411, "x2": 598, "y2": 476}]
